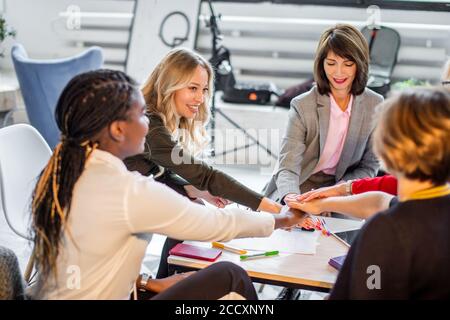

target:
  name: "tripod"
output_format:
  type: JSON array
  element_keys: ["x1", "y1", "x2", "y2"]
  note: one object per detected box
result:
[{"x1": 205, "y1": 0, "x2": 276, "y2": 160}]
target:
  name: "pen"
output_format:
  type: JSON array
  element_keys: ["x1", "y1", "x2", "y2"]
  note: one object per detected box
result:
[
  {"x1": 240, "y1": 250, "x2": 279, "y2": 260},
  {"x1": 312, "y1": 217, "x2": 322, "y2": 230},
  {"x1": 317, "y1": 218, "x2": 325, "y2": 234},
  {"x1": 212, "y1": 242, "x2": 247, "y2": 255},
  {"x1": 320, "y1": 218, "x2": 331, "y2": 236}
]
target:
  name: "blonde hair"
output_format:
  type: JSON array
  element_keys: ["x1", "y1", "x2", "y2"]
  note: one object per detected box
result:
[
  {"x1": 142, "y1": 48, "x2": 213, "y2": 156},
  {"x1": 373, "y1": 87, "x2": 450, "y2": 185}
]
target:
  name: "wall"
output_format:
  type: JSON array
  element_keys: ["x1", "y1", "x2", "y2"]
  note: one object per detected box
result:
[
  {"x1": 196, "y1": 2, "x2": 450, "y2": 88},
  {"x1": 126, "y1": 0, "x2": 201, "y2": 84},
  {"x1": 0, "y1": 0, "x2": 135, "y2": 71}
]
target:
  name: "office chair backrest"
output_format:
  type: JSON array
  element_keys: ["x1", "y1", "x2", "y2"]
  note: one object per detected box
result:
[
  {"x1": 361, "y1": 26, "x2": 401, "y2": 97},
  {"x1": 0, "y1": 124, "x2": 52, "y2": 240},
  {"x1": 361, "y1": 26, "x2": 401, "y2": 79},
  {"x1": 11, "y1": 44, "x2": 104, "y2": 149},
  {"x1": 0, "y1": 246, "x2": 26, "y2": 300}
]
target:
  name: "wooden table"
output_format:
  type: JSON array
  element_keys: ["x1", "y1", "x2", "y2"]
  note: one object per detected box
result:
[{"x1": 168, "y1": 217, "x2": 362, "y2": 293}]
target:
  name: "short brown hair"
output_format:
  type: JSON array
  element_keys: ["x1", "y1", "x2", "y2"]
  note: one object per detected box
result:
[
  {"x1": 374, "y1": 87, "x2": 450, "y2": 185},
  {"x1": 314, "y1": 24, "x2": 369, "y2": 96}
]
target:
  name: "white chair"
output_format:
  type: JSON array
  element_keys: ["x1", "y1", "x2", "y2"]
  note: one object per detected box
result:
[{"x1": 0, "y1": 124, "x2": 52, "y2": 280}]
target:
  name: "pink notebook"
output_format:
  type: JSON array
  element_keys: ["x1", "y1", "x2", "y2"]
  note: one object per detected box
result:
[{"x1": 169, "y1": 243, "x2": 222, "y2": 262}]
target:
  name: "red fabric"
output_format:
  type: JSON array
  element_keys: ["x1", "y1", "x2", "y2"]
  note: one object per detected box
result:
[{"x1": 351, "y1": 175, "x2": 398, "y2": 195}]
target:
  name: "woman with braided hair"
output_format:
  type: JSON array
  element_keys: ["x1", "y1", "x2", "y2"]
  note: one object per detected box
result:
[{"x1": 30, "y1": 69, "x2": 307, "y2": 300}]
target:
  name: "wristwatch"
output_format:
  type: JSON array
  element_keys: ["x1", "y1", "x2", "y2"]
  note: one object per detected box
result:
[
  {"x1": 139, "y1": 273, "x2": 152, "y2": 292},
  {"x1": 345, "y1": 180, "x2": 354, "y2": 195}
]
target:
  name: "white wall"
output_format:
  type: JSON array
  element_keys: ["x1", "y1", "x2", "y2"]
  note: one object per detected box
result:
[
  {"x1": 2, "y1": 0, "x2": 448, "y2": 84},
  {"x1": 0, "y1": 0, "x2": 135, "y2": 71},
  {"x1": 126, "y1": 0, "x2": 201, "y2": 84},
  {"x1": 0, "y1": 0, "x2": 202, "y2": 85},
  {"x1": 196, "y1": 2, "x2": 450, "y2": 87}
]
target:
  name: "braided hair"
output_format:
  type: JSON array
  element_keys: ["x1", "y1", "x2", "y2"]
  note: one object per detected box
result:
[{"x1": 31, "y1": 69, "x2": 139, "y2": 292}]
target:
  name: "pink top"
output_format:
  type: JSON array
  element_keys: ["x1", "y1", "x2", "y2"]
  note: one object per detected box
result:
[{"x1": 313, "y1": 94, "x2": 353, "y2": 175}]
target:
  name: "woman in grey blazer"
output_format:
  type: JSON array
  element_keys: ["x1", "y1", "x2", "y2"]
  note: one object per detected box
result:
[{"x1": 266, "y1": 24, "x2": 383, "y2": 204}]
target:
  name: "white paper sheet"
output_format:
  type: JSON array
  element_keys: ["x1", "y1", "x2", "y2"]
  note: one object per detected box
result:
[
  {"x1": 223, "y1": 228, "x2": 320, "y2": 255},
  {"x1": 321, "y1": 216, "x2": 364, "y2": 233}
]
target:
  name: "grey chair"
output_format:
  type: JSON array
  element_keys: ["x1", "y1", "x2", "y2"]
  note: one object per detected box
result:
[{"x1": 0, "y1": 246, "x2": 26, "y2": 300}]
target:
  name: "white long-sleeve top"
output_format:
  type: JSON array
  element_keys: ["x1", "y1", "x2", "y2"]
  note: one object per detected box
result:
[{"x1": 42, "y1": 149, "x2": 274, "y2": 300}]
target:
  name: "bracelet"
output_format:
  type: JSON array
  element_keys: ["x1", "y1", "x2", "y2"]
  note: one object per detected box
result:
[
  {"x1": 345, "y1": 180, "x2": 353, "y2": 195},
  {"x1": 139, "y1": 273, "x2": 152, "y2": 292}
]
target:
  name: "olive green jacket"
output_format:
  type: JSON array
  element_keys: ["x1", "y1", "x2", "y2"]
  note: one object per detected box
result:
[{"x1": 124, "y1": 113, "x2": 262, "y2": 210}]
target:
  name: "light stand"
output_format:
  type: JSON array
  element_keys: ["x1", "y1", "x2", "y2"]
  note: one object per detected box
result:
[{"x1": 205, "y1": 0, "x2": 276, "y2": 160}]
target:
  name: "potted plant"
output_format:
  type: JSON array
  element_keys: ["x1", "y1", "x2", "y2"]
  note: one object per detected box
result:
[
  {"x1": 0, "y1": 14, "x2": 16, "y2": 58},
  {"x1": 391, "y1": 78, "x2": 431, "y2": 90}
]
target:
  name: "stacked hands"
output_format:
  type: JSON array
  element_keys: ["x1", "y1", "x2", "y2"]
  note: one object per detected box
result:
[
  {"x1": 186, "y1": 183, "x2": 348, "y2": 232},
  {"x1": 283, "y1": 183, "x2": 346, "y2": 233},
  {"x1": 142, "y1": 185, "x2": 344, "y2": 293}
]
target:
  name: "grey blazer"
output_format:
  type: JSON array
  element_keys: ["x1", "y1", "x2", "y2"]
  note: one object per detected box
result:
[{"x1": 265, "y1": 86, "x2": 383, "y2": 201}]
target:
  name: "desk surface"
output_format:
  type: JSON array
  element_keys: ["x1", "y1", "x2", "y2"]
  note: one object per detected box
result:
[{"x1": 168, "y1": 217, "x2": 362, "y2": 292}]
